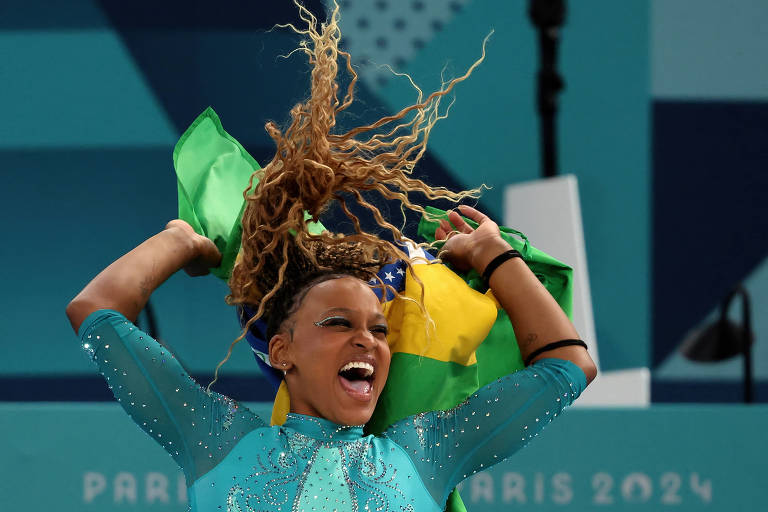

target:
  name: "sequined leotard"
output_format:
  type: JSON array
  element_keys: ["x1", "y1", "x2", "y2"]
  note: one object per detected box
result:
[{"x1": 79, "y1": 309, "x2": 586, "y2": 511}]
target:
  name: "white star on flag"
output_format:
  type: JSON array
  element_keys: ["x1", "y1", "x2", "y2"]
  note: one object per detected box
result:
[
  {"x1": 384, "y1": 271, "x2": 395, "y2": 282},
  {"x1": 403, "y1": 240, "x2": 430, "y2": 264},
  {"x1": 396, "y1": 268, "x2": 405, "y2": 276}
]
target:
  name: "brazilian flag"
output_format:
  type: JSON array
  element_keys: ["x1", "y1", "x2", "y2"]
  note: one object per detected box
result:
[{"x1": 174, "y1": 108, "x2": 574, "y2": 512}]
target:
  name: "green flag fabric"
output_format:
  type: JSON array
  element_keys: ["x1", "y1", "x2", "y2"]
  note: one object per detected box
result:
[
  {"x1": 173, "y1": 108, "x2": 326, "y2": 279},
  {"x1": 417, "y1": 206, "x2": 574, "y2": 388},
  {"x1": 173, "y1": 107, "x2": 260, "y2": 280}
]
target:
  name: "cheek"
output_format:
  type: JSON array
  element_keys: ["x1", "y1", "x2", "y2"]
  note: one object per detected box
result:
[{"x1": 294, "y1": 337, "x2": 339, "y2": 376}]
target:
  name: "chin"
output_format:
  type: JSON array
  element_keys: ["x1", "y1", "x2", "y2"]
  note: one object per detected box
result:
[
  {"x1": 333, "y1": 403, "x2": 376, "y2": 427},
  {"x1": 332, "y1": 373, "x2": 383, "y2": 426}
]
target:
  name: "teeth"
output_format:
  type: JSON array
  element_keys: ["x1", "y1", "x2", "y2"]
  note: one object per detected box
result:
[{"x1": 339, "y1": 361, "x2": 374, "y2": 377}]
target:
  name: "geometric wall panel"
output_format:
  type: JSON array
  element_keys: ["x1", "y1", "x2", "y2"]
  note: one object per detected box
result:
[{"x1": 652, "y1": 101, "x2": 768, "y2": 373}]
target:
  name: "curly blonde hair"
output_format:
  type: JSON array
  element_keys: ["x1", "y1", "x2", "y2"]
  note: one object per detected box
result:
[{"x1": 211, "y1": 1, "x2": 489, "y2": 385}]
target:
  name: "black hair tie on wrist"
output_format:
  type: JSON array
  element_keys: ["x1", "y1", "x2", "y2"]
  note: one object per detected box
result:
[
  {"x1": 481, "y1": 249, "x2": 522, "y2": 285},
  {"x1": 524, "y1": 339, "x2": 588, "y2": 366}
]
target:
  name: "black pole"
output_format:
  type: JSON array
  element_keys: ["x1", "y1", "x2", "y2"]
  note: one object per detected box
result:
[
  {"x1": 720, "y1": 285, "x2": 753, "y2": 403},
  {"x1": 740, "y1": 286, "x2": 753, "y2": 403},
  {"x1": 140, "y1": 300, "x2": 161, "y2": 340},
  {"x1": 529, "y1": 0, "x2": 566, "y2": 178}
]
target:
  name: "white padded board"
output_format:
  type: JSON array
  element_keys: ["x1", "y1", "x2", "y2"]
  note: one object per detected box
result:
[{"x1": 503, "y1": 175, "x2": 649, "y2": 406}]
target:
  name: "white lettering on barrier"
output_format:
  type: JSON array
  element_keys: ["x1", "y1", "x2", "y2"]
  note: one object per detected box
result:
[
  {"x1": 81, "y1": 469, "x2": 714, "y2": 507},
  {"x1": 179, "y1": 473, "x2": 189, "y2": 503},
  {"x1": 660, "y1": 472, "x2": 682, "y2": 504},
  {"x1": 463, "y1": 471, "x2": 713, "y2": 506},
  {"x1": 534, "y1": 472, "x2": 547, "y2": 503},
  {"x1": 552, "y1": 472, "x2": 573, "y2": 504},
  {"x1": 114, "y1": 472, "x2": 137, "y2": 503},
  {"x1": 592, "y1": 472, "x2": 614, "y2": 504},
  {"x1": 81, "y1": 471, "x2": 189, "y2": 504},
  {"x1": 146, "y1": 472, "x2": 169, "y2": 504},
  {"x1": 621, "y1": 472, "x2": 653, "y2": 503},
  {"x1": 470, "y1": 472, "x2": 494, "y2": 503},
  {"x1": 690, "y1": 472, "x2": 712, "y2": 503},
  {"x1": 83, "y1": 472, "x2": 106, "y2": 503},
  {"x1": 501, "y1": 472, "x2": 526, "y2": 503}
]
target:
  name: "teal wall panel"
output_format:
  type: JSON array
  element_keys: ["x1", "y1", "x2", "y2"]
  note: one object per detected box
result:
[
  {"x1": 652, "y1": 0, "x2": 768, "y2": 99},
  {"x1": 363, "y1": 1, "x2": 540, "y2": 221},
  {"x1": 0, "y1": 31, "x2": 176, "y2": 148},
  {"x1": 0, "y1": 149, "x2": 254, "y2": 375},
  {"x1": 2, "y1": 403, "x2": 765, "y2": 510},
  {"x1": 560, "y1": 1, "x2": 650, "y2": 370},
  {"x1": 0, "y1": 0, "x2": 108, "y2": 28},
  {"x1": 648, "y1": 1, "x2": 768, "y2": 400}
]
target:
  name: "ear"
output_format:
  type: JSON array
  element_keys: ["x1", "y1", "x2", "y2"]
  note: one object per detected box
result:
[{"x1": 268, "y1": 333, "x2": 293, "y2": 371}]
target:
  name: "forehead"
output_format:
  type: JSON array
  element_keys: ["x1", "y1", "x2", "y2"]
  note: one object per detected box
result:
[{"x1": 299, "y1": 277, "x2": 382, "y2": 316}]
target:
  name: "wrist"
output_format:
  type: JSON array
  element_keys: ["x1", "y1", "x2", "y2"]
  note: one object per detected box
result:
[
  {"x1": 470, "y1": 237, "x2": 512, "y2": 273},
  {"x1": 162, "y1": 225, "x2": 200, "y2": 264}
]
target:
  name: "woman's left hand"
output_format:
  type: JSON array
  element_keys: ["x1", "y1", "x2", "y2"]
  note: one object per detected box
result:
[
  {"x1": 435, "y1": 205, "x2": 511, "y2": 273},
  {"x1": 436, "y1": 207, "x2": 596, "y2": 383}
]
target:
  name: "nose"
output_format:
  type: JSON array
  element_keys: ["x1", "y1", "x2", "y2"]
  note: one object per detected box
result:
[{"x1": 351, "y1": 329, "x2": 376, "y2": 349}]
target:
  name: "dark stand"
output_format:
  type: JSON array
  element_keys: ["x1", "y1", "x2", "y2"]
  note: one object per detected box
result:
[
  {"x1": 529, "y1": 0, "x2": 566, "y2": 178},
  {"x1": 725, "y1": 286, "x2": 754, "y2": 403},
  {"x1": 139, "y1": 299, "x2": 161, "y2": 340},
  {"x1": 679, "y1": 285, "x2": 754, "y2": 403}
]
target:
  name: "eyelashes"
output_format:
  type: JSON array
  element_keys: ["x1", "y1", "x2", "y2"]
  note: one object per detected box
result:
[
  {"x1": 314, "y1": 316, "x2": 349, "y2": 327},
  {"x1": 314, "y1": 316, "x2": 389, "y2": 336},
  {"x1": 370, "y1": 325, "x2": 389, "y2": 336}
]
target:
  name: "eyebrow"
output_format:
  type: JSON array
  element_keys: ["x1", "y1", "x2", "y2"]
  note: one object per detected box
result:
[{"x1": 321, "y1": 308, "x2": 387, "y2": 323}]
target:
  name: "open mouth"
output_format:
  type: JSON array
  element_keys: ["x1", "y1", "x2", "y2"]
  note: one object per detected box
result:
[{"x1": 338, "y1": 361, "x2": 375, "y2": 399}]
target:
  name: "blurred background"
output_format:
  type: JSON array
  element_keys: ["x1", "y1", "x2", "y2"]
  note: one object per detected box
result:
[{"x1": 1, "y1": 0, "x2": 766, "y2": 510}]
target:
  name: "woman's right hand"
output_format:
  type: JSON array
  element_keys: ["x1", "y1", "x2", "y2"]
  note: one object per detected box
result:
[{"x1": 164, "y1": 220, "x2": 222, "y2": 277}]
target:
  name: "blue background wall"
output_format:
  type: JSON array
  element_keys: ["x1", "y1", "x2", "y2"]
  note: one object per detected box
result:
[
  {"x1": 0, "y1": 1, "x2": 765, "y2": 396},
  {"x1": 649, "y1": 0, "x2": 768, "y2": 401}
]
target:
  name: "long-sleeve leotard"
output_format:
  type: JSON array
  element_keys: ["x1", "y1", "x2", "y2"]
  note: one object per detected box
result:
[
  {"x1": 78, "y1": 309, "x2": 266, "y2": 482},
  {"x1": 78, "y1": 309, "x2": 586, "y2": 510}
]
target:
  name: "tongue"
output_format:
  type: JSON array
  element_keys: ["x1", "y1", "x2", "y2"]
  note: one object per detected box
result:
[{"x1": 340, "y1": 375, "x2": 371, "y2": 394}]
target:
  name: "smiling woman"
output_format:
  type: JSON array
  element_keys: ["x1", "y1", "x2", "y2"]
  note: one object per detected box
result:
[
  {"x1": 269, "y1": 276, "x2": 392, "y2": 427},
  {"x1": 67, "y1": 243, "x2": 593, "y2": 511},
  {"x1": 65, "y1": 2, "x2": 595, "y2": 511}
]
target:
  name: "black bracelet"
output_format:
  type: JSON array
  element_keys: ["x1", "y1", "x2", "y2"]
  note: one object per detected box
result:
[
  {"x1": 524, "y1": 339, "x2": 588, "y2": 366},
  {"x1": 481, "y1": 249, "x2": 522, "y2": 284}
]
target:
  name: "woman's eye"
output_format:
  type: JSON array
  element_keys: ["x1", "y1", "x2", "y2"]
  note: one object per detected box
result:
[
  {"x1": 315, "y1": 317, "x2": 387, "y2": 336},
  {"x1": 316, "y1": 317, "x2": 350, "y2": 327},
  {"x1": 370, "y1": 325, "x2": 389, "y2": 336}
]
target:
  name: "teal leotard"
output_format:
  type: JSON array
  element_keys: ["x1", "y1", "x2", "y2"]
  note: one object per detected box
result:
[{"x1": 79, "y1": 309, "x2": 586, "y2": 511}]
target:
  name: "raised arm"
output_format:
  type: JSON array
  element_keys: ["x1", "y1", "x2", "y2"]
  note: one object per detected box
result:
[
  {"x1": 436, "y1": 205, "x2": 597, "y2": 382},
  {"x1": 385, "y1": 357, "x2": 585, "y2": 505},
  {"x1": 66, "y1": 221, "x2": 265, "y2": 482},
  {"x1": 385, "y1": 207, "x2": 596, "y2": 504},
  {"x1": 66, "y1": 219, "x2": 221, "y2": 332}
]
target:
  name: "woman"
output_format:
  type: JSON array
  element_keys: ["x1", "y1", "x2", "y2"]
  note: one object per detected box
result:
[
  {"x1": 66, "y1": 4, "x2": 596, "y2": 510},
  {"x1": 66, "y1": 206, "x2": 595, "y2": 511}
]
